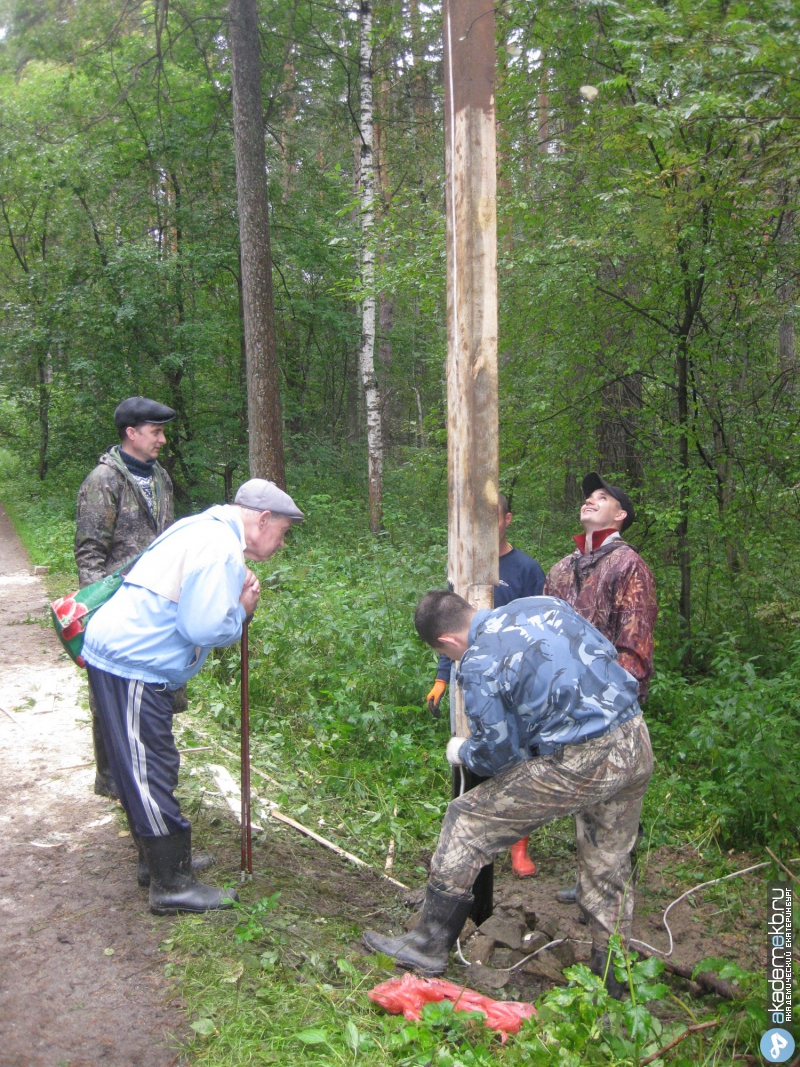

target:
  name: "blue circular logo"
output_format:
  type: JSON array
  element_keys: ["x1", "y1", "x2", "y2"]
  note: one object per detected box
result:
[{"x1": 760, "y1": 1029, "x2": 795, "y2": 1062}]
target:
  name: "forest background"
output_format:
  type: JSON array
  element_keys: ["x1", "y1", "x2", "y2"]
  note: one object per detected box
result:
[
  {"x1": 0, "y1": 0, "x2": 798, "y2": 885},
  {"x1": 0, "y1": 0, "x2": 798, "y2": 1061}
]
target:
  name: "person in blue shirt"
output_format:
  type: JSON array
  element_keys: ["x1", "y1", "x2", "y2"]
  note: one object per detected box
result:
[
  {"x1": 83, "y1": 479, "x2": 304, "y2": 916},
  {"x1": 364, "y1": 591, "x2": 653, "y2": 997},
  {"x1": 425, "y1": 494, "x2": 545, "y2": 877}
]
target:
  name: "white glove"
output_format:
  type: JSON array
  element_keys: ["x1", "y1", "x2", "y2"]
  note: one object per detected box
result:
[{"x1": 446, "y1": 736, "x2": 466, "y2": 766}]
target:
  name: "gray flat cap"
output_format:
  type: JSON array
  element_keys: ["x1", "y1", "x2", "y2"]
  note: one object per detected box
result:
[
  {"x1": 235, "y1": 479, "x2": 304, "y2": 522},
  {"x1": 114, "y1": 396, "x2": 176, "y2": 429}
]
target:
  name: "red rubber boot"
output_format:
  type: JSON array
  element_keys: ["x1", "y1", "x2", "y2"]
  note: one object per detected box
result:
[{"x1": 510, "y1": 837, "x2": 537, "y2": 878}]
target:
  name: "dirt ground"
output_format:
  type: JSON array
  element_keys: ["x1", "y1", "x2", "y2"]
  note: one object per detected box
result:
[{"x1": 0, "y1": 505, "x2": 188, "y2": 1067}]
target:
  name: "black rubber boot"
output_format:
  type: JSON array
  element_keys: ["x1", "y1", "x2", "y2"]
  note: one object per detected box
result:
[
  {"x1": 590, "y1": 947, "x2": 628, "y2": 1001},
  {"x1": 92, "y1": 710, "x2": 119, "y2": 799},
  {"x1": 141, "y1": 828, "x2": 238, "y2": 915},
  {"x1": 134, "y1": 834, "x2": 216, "y2": 888},
  {"x1": 362, "y1": 884, "x2": 473, "y2": 977},
  {"x1": 555, "y1": 883, "x2": 577, "y2": 904}
]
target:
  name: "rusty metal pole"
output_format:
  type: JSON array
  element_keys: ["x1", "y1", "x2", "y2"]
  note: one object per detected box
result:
[
  {"x1": 443, "y1": 0, "x2": 499, "y2": 925},
  {"x1": 240, "y1": 619, "x2": 253, "y2": 879}
]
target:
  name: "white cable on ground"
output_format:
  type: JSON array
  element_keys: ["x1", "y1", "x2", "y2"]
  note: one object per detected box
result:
[
  {"x1": 456, "y1": 856, "x2": 800, "y2": 972},
  {"x1": 631, "y1": 858, "x2": 800, "y2": 957},
  {"x1": 504, "y1": 938, "x2": 593, "y2": 974}
]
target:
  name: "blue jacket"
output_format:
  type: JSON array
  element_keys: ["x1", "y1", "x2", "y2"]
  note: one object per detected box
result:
[
  {"x1": 82, "y1": 505, "x2": 247, "y2": 687},
  {"x1": 454, "y1": 596, "x2": 640, "y2": 777}
]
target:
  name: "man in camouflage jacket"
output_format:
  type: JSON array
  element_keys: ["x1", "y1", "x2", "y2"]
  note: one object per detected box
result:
[
  {"x1": 543, "y1": 472, "x2": 656, "y2": 701},
  {"x1": 75, "y1": 397, "x2": 175, "y2": 796},
  {"x1": 545, "y1": 471, "x2": 656, "y2": 904},
  {"x1": 363, "y1": 591, "x2": 653, "y2": 996}
]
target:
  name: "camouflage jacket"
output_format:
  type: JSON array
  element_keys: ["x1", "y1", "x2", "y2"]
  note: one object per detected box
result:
[
  {"x1": 75, "y1": 446, "x2": 174, "y2": 588},
  {"x1": 454, "y1": 597, "x2": 641, "y2": 778},
  {"x1": 543, "y1": 536, "x2": 657, "y2": 701}
]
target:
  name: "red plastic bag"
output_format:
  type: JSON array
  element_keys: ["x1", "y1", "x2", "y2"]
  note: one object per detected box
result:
[{"x1": 368, "y1": 972, "x2": 536, "y2": 1038}]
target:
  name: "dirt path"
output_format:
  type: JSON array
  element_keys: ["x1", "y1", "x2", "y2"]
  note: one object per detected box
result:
[{"x1": 0, "y1": 505, "x2": 186, "y2": 1067}]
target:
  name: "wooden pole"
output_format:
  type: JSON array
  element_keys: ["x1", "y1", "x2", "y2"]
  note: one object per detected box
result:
[
  {"x1": 443, "y1": 0, "x2": 499, "y2": 925},
  {"x1": 240, "y1": 620, "x2": 253, "y2": 878}
]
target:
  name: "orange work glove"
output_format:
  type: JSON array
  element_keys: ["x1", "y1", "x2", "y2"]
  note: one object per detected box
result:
[{"x1": 426, "y1": 679, "x2": 447, "y2": 718}]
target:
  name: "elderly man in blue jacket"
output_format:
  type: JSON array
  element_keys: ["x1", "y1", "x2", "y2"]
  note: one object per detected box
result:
[
  {"x1": 364, "y1": 590, "x2": 653, "y2": 997},
  {"x1": 83, "y1": 479, "x2": 304, "y2": 915}
]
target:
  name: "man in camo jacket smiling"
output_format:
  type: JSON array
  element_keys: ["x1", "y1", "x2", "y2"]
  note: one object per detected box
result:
[{"x1": 545, "y1": 472, "x2": 657, "y2": 906}]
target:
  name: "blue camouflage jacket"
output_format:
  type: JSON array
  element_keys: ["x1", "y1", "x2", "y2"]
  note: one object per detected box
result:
[{"x1": 454, "y1": 597, "x2": 641, "y2": 778}]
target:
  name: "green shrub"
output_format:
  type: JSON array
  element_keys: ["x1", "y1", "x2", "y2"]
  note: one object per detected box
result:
[{"x1": 648, "y1": 635, "x2": 800, "y2": 849}]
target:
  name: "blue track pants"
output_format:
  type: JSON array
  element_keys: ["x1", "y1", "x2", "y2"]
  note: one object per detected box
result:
[{"x1": 86, "y1": 666, "x2": 190, "y2": 839}]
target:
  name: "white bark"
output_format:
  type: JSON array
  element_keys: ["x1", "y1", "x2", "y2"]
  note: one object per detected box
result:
[{"x1": 359, "y1": 0, "x2": 383, "y2": 533}]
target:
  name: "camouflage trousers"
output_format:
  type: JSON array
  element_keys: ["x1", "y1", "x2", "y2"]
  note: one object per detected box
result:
[{"x1": 430, "y1": 714, "x2": 653, "y2": 951}]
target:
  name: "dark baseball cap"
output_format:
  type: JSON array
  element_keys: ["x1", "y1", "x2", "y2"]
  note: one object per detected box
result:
[
  {"x1": 582, "y1": 472, "x2": 635, "y2": 531},
  {"x1": 114, "y1": 396, "x2": 176, "y2": 430}
]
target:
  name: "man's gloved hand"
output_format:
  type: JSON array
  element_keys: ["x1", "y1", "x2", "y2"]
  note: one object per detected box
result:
[
  {"x1": 426, "y1": 679, "x2": 447, "y2": 718},
  {"x1": 446, "y1": 736, "x2": 465, "y2": 766}
]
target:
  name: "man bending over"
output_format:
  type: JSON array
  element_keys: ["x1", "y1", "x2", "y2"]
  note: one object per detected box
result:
[
  {"x1": 363, "y1": 591, "x2": 653, "y2": 997},
  {"x1": 82, "y1": 479, "x2": 304, "y2": 915}
]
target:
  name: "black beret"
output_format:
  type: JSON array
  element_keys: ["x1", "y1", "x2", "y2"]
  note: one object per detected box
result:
[
  {"x1": 114, "y1": 397, "x2": 176, "y2": 430},
  {"x1": 582, "y1": 472, "x2": 636, "y2": 531}
]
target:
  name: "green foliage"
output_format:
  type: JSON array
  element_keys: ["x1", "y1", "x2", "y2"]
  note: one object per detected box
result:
[
  {"x1": 495, "y1": 0, "x2": 800, "y2": 666},
  {"x1": 0, "y1": 0, "x2": 795, "y2": 1057},
  {"x1": 1, "y1": 0, "x2": 800, "y2": 667},
  {"x1": 648, "y1": 635, "x2": 800, "y2": 847},
  {"x1": 384, "y1": 1000, "x2": 499, "y2": 1066},
  {"x1": 232, "y1": 893, "x2": 282, "y2": 945},
  {"x1": 511, "y1": 944, "x2": 769, "y2": 1065}
]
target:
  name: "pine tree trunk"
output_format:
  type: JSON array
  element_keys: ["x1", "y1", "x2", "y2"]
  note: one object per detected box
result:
[
  {"x1": 229, "y1": 0, "x2": 286, "y2": 487},
  {"x1": 359, "y1": 0, "x2": 383, "y2": 533}
]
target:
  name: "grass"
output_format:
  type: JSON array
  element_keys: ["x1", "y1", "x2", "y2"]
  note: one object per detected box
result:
[{"x1": 160, "y1": 884, "x2": 771, "y2": 1067}]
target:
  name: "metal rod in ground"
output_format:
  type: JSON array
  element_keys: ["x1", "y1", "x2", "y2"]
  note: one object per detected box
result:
[{"x1": 241, "y1": 619, "x2": 253, "y2": 876}]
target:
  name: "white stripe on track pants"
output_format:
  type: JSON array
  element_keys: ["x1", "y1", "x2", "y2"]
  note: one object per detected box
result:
[{"x1": 87, "y1": 666, "x2": 190, "y2": 838}]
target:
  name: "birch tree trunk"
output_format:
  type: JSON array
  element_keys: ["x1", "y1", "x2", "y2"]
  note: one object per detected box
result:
[
  {"x1": 230, "y1": 0, "x2": 286, "y2": 487},
  {"x1": 359, "y1": 0, "x2": 383, "y2": 533}
]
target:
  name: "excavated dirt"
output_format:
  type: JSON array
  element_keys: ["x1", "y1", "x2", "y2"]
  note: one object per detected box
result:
[{"x1": 0, "y1": 505, "x2": 187, "y2": 1067}]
